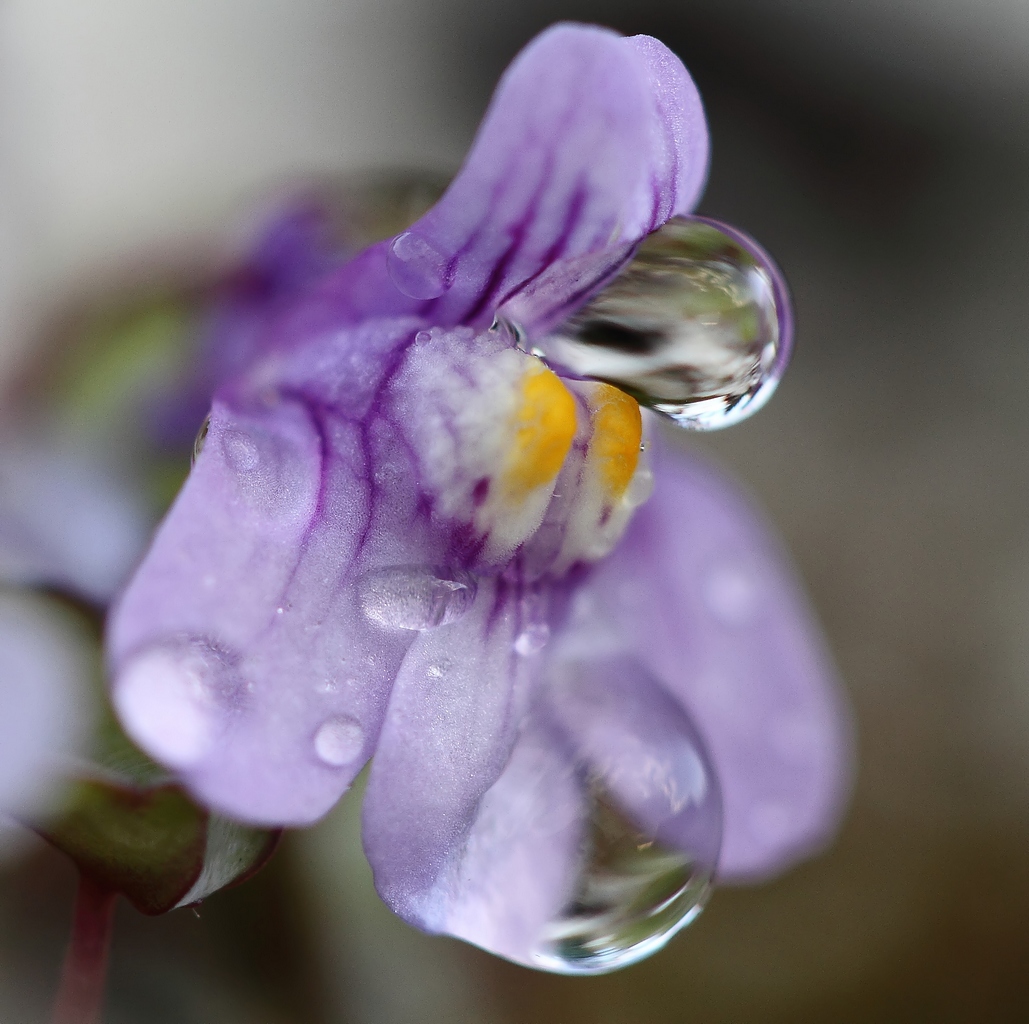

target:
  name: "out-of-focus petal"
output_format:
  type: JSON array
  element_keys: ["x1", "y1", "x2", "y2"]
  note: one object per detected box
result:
[
  {"x1": 0, "y1": 590, "x2": 93, "y2": 822},
  {"x1": 0, "y1": 440, "x2": 149, "y2": 604},
  {"x1": 108, "y1": 361, "x2": 436, "y2": 825},
  {"x1": 322, "y1": 23, "x2": 708, "y2": 333},
  {"x1": 588, "y1": 433, "x2": 853, "y2": 881},
  {"x1": 361, "y1": 578, "x2": 529, "y2": 930}
]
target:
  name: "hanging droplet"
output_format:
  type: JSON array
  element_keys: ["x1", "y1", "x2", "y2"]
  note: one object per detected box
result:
[
  {"x1": 387, "y1": 230, "x2": 451, "y2": 299},
  {"x1": 359, "y1": 566, "x2": 477, "y2": 631},
  {"x1": 534, "y1": 216, "x2": 792, "y2": 431},
  {"x1": 192, "y1": 415, "x2": 210, "y2": 465},
  {"x1": 533, "y1": 654, "x2": 722, "y2": 974}
]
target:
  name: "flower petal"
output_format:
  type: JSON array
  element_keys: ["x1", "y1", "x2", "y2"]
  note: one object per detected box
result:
[
  {"x1": 0, "y1": 439, "x2": 149, "y2": 604},
  {"x1": 324, "y1": 23, "x2": 708, "y2": 332},
  {"x1": 108, "y1": 366, "x2": 438, "y2": 824},
  {"x1": 431, "y1": 715, "x2": 584, "y2": 967},
  {"x1": 361, "y1": 577, "x2": 529, "y2": 930},
  {"x1": 587, "y1": 434, "x2": 853, "y2": 880}
]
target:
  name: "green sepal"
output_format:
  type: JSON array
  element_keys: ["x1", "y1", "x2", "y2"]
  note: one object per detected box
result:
[{"x1": 39, "y1": 777, "x2": 207, "y2": 915}]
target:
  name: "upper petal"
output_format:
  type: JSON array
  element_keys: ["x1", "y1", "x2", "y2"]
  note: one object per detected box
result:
[
  {"x1": 322, "y1": 23, "x2": 708, "y2": 332},
  {"x1": 586, "y1": 434, "x2": 854, "y2": 881}
]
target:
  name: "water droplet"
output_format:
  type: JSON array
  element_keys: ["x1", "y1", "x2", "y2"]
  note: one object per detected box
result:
[
  {"x1": 313, "y1": 716, "x2": 365, "y2": 767},
  {"x1": 514, "y1": 622, "x2": 551, "y2": 656},
  {"x1": 192, "y1": 415, "x2": 210, "y2": 465},
  {"x1": 387, "y1": 230, "x2": 450, "y2": 299},
  {"x1": 114, "y1": 639, "x2": 241, "y2": 768},
  {"x1": 222, "y1": 429, "x2": 260, "y2": 472},
  {"x1": 359, "y1": 566, "x2": 477, "y2": 630},
  {"x1": 703, "y1": 562, "x2": 759, "y2": 626},
  {"x1": 534, "y1": 782, "x2": 715, "y2": 974},
  {"x1": 534, "y1": 655, "x2": 721, "y2": 974},
  {"x1": 535, "y1": 216, "x2": 792, "y2": 431}
]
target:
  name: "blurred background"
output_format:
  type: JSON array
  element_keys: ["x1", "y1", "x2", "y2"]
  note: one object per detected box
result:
[{"x1": 2, "y1": 0, "x2": 1029, "y2": 1020}]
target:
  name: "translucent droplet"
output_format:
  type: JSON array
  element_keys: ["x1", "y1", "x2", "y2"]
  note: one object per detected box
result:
[
  {"x1": 534, "y1": 655, "x2": 722, "y2": 974},
  {"x1": 514, "y1": 622, "x2": 550, "y2": 656},
  {"x1": 115, "y1": 639, "x2": 242, "y2": 769},
  {"x1": 192, "y1": 415, "x2": 210, "y2": 465},
  {"x1": 359, "y1": 566, "x2": 477, "y2": 630},
  {"x1": 387, "y1": 230, "x2": 450, "y2": 299},
  {"x1": 536, "y1": 216, "x2": 792, "y2": 431},
  {"x1": 313, "y1": 715, "x2": 365, "y2": 767}
]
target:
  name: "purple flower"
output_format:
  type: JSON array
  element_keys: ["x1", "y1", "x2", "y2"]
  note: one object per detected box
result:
[{"x1": 107, "y1": 24, "x2": 851, "y2": 970}]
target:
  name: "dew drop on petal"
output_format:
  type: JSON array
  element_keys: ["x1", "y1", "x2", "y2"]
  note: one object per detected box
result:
[
  {"x1": 514, "y1": 622, "x2": 551, "y2": 657},
  {"x1": 387, "y1": 230, "x2": 450, "y2": 299},
  {"x1": 533, "y1": 656, "x2": 722, "y2": 974},
  {"x1": 114, "y1": 640, "x2": 240, "y2": 769},
  {"x1": 535, "y1": 216, "x2": 792, "y2": 431},
  {"x1": 313, "y1": 716, "x2": 365, "y2": 767},
  {"x1": 533, "y1": 782, "x2": 716, "y2": 974},
  {"x1": 359, "y1": 567, "x2": 477, "y2": 631}
]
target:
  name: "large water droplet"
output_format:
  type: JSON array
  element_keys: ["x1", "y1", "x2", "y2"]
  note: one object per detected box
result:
[
  {"x1": 115, "y1": 638, "x2": 242, "y2": 769},
  {"x1": 387, "y1": 230, "x2": 450, "y2": 299},
  {"x1": 534, "y1": 654, "x2": 721, "y2": 974},
  {"x1": 359, "y1": 566, "x2": 477, "y2": 631},
  {"x1": 535, "y1": 216, "x2": 792, "y2": 430},
  {"x1": 313, "y1": 715, "x2": 365, "y2": 767}
]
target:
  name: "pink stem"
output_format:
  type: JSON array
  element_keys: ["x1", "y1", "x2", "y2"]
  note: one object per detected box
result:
[{"x1": 51, "y1": 873, "x2": 117, "y2": 1024}]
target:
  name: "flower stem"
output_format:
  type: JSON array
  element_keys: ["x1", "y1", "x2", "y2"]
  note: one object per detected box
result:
[{"x1": 51, "y1": 872, "x2": 117, "y2": 1024}]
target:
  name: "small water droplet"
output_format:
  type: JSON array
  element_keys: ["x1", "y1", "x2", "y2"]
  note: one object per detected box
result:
[
  {"x1": 359, "y1": 566, "x2": 477, "y2": 630},
  {"x1": 192, "y1": 415, "x2": 210, "y2": 464},
  {"x1": 415, "y1": 329, "x2": 432, "y2": 343},
  {"x1": 536, "y1": 216, "x2": 792, "y2": 431},
  {"x1": 703, "y1": 563, "x2": 759, "y2": 626},
  {"x1": 387, "y1": 230, "x2": 450, "y2": 299},
  {"x1": 313, "y1": 716, "x2": 365, "y2": 767},
  {"x1": 222, "y1": 429, "x2": 260, "y2": 471},
  {"x1": 514, "y1": 622, "x2": 551, "y2": 656}
]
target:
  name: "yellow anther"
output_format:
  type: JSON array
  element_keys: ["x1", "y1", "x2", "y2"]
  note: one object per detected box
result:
[
  {"x1": 503, "y1": 363, "x2": 577, "y2": 498},
  {"x1": 585, "y1": 384, "x2": 642, "y2": 500}
]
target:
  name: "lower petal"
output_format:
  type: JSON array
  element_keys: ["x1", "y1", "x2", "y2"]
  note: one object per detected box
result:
[{"x1": 361, "y1": 577, "x2": 527, "y2": 926}]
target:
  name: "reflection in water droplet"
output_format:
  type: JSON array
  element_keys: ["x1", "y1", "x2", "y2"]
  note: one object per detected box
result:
[
  {"x1": 192, "y1": 415, "x2": 210, "y2": 465},
  {"x1": 359, "y1": 567, "x2": 477, "y2": 631},
  {"x1": 534, "y1": 782, "x2": 714, "y2": 974},
  {"x1": 535, "y1": 216, "x2": 792, "y2": 430},
  {"x1": 313, "y1": 716, "x2": 365, "y2": 767},
  {"x1": 533, "y1": 654, "x2": 721, "y2": 974},
  {"x1": 387, "y1": 230, "x2": 450, "y2": 299}
]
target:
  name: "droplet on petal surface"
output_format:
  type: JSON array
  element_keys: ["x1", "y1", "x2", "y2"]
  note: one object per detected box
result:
[
  {"x1": 359, "y1": 567, "x2": 477, "y2": 631},
  {"x1": 387, "y1": 230, "x2": 450, "y2": 299},
  {"x1": 532, "y1": 655, "x2": 722, "y2": 974},
  {"x1": 115, "y1": 639, "x2": 241, "y2": 769},
  {"x1": 313, "y1": 716, "x2": 365, "y2": 767},
  {"x1": 535, "y1": 216, "x2": 792, "y2": 430}
]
